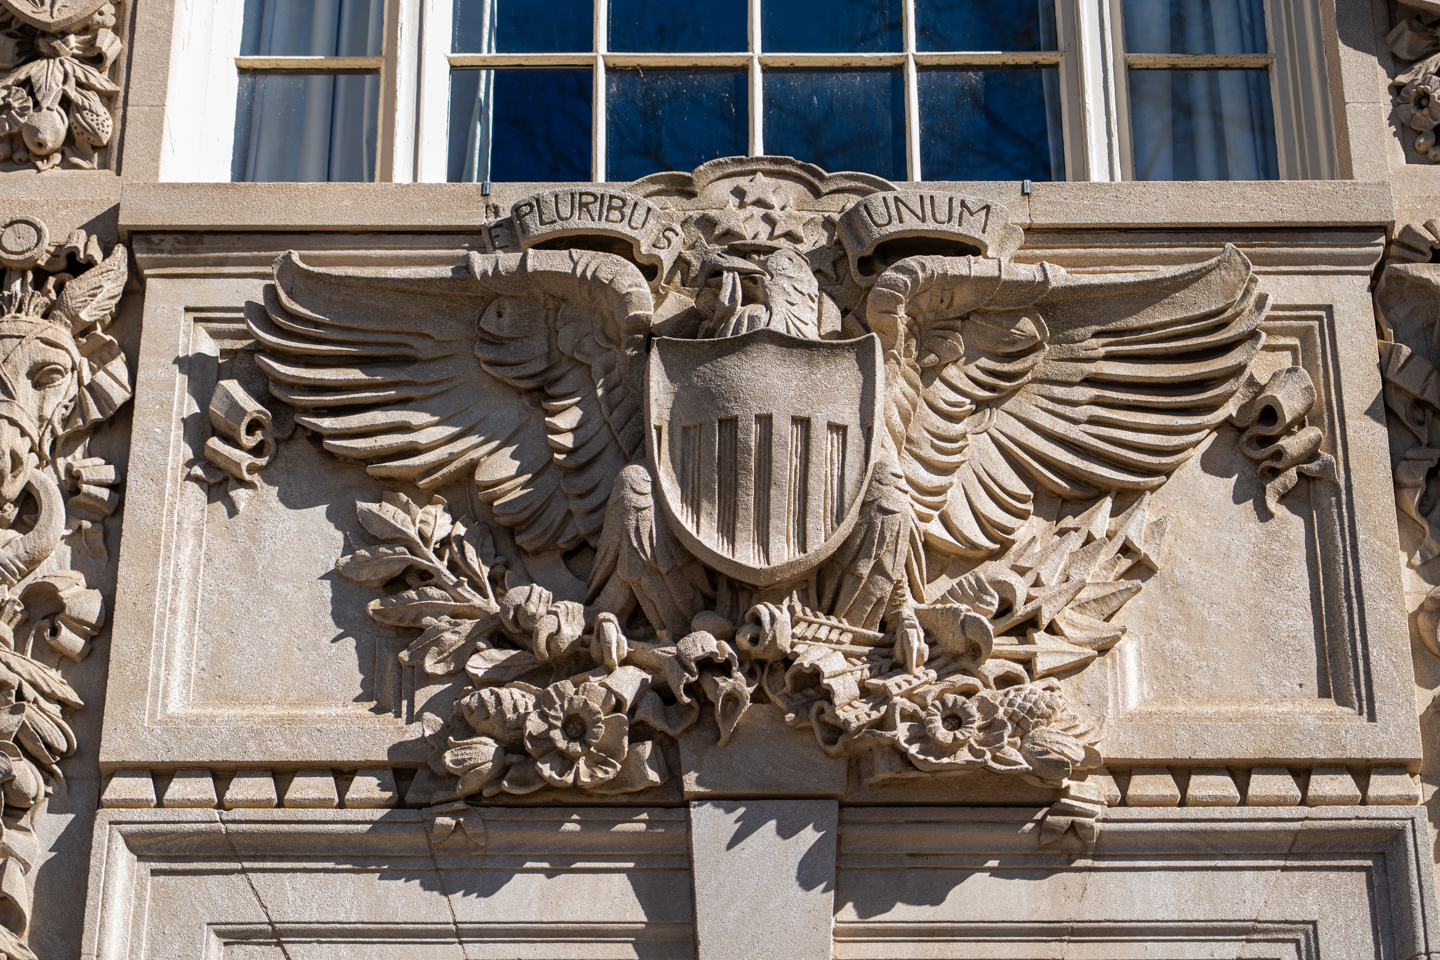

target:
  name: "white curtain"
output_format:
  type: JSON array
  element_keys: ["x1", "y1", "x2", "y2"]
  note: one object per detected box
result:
[
  {"x1": 232, "y1": 0, "x2": 384, "y2": 182},
  {"x1": 1126, "y1": 0, "x2": 1275, "y2": 180}
]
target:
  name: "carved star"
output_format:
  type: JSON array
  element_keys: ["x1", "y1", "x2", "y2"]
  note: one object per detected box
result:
[
  {"x1": 763, "y1": 207, "x2": 811, "y2": 244},
  {"x1": 679, "y1": 236, "x2": 750, "y2": 286},
  {"x1": 736, "y1": 173, "x2": 787, "y2": 210},
  {"x1": 709, "y1": 203, "x2": 757, "y2": 243},
  {"x1": 807, "y1": 244, "x2": 845, "y2": 283}
]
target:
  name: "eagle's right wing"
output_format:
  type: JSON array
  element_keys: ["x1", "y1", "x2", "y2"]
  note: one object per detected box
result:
[{"x1": 248, "y1": 249, "x2": 653, "y2": 552}]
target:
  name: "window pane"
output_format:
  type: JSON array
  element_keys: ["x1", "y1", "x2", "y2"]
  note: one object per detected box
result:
[
  {"x1": 1128, "y1": 69, "x2": 1277, "y2": 180},
  {"x1": 610, "y1": 0, "x2": 746, "y2": 52},
  {"x1": 762, "y1": 0, "x2": 901, "y2": 53},
  {"x1": 764, "y1": 69, "x2": 905, "y2": 179},
  {"x1": 240, "y1": 0, "x2": 383, "y2": 57},
  {"x1": 1122, "y1": 0, "x2": 1266, "y2": 54},
  {"x1": 449, "y1": 69, "x2": 592, "y2": 182},
  {"x1": 919, "y1": 67, "x2": 1063, "y2": 180},
  {"x1": 232, "y1": 73, "x2": 378, "y2": 182},
  {"x1": 454, "y1": 0, "x2": 591, "y2": 54},
  {"x1": 607, "y1": 69, "x2": 747, "y2": 181},
  {"x1": 916, "y1": 0, "x2": 1057, "y2": 52}
]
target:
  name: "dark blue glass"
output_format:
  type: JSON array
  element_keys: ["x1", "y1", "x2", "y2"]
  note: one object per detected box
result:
[
  {"x1": 607, "y1": 69, "x2": 747, "y2": 180},
  {"x1": 1128, "y1": 69, "x2": 1277, "y2": 180},
  {"x1": 453, "y1": 0, "x2": 592, "y2": 53},
  {"x1": 610, "y1": 0, "x2": 746, "y2": 51},
  {"x1": 241, "y1": 0, "x2": 383, "y2": 57},
  {"x1": 762, "y1": 0, "x2": 901, "y2": 52},
  {"x1": 1123, "y1": 0, "x2": 1266, "y2": 54},
  {"x1": 916, "y1": 0, "x2": 1057, "y2": 51},
  {"x1": 448, "y1": 69, "x2": 592, "y2": 182},
  {"x1": 764, "y1": 69, "x2": 905, "y2": 179},
  {"x1": 919, "y1": 67, "x2": 1063, "y2": 180}
]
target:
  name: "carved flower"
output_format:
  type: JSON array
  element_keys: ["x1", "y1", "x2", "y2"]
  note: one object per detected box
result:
[
  {"x1": 896, "y1": 693, "x2": 1010, "y2": 771},
  {"x1": 523, "y1": 679, "x2": 628, "y2": 788},
  {"x1": 1398, "y1": 73, "x2": 1440, "y2": 158}
]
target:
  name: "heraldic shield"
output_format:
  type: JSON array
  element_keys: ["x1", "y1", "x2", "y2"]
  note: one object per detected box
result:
[{"x1": 647, "y1": 329, "x2": 883, "y2": 587}]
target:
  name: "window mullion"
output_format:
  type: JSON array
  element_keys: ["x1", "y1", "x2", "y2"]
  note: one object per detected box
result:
[
  {"x1": 415, "y1": 0, "x2": 455, "y2": 182},
  {"x1": 1075, "y1": 0, "x2": 1124, "y2": 180},
  {"x1": 749, "y1": 0, "x2": 763, "y2": 156},
  {"x1": 903, "y1": 0, "x2": 919, "y2": 180},
  {"x1": 389, "y1": 0, "x2": 422, "y2": 182},
  {"x1": 593, "y1": 0, "x2": 607, "y2": 181}
]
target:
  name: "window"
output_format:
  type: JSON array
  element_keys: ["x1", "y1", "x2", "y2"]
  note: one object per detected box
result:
[
  {"x1": 426, "y1": 0, "x2": 1074, "y2": 183},
  {"x1": 160, "y1": 0, "x2": 1335, "y2": 183}
]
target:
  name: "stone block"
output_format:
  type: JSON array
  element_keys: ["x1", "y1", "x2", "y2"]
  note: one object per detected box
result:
[
  {"x1": 689, "y1": 799, "x2": 837, "y2": 960},
  {"x1": 100, "y1": 770, "x2": 155, "y2": 809},
  {"x1": 1365, "y1": 766, "x2": 1422, "y2": 805},
  {"x1": 1306, "y1": 767, "x2": 1363, "y2": 806},
  {"x1": 222, "y1": 770, "x2": 277, "y2": 809},
  {"x1": 1185, "y1": 768, "x2": 1240, "y2": 807},
  {"x1": 680, "y1": 703, "x2": 846, "y2": 799},
  {"x1": 162, "y1": 770, "x2": 217, "y2": 809},
  {"x1": 1245, "y1": 767, "x2": 1302, "y2": 806},
  {"x1": 283, "y1": 770, "x2": 339, "y2": 808},
  {"x1": 1124, "y1": 768, "x2": 1180, "y2": 806},
  {"x1": 343, "y1": 768, "x2": 399, "y2": 808}
]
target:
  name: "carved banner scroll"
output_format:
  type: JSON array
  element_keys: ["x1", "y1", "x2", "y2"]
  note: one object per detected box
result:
[
  {"x1": 837, "y1": 189, "x2": 1026, "y2": 280},
  {"x1": 510, "y1": 189, "x2": 684, "y2": 276},
  {"x1": 239, "y1": 158, "x2": 1333, "y2": 845}
]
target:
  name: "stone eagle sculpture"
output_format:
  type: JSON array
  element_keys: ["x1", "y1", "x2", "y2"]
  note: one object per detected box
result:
[{"x1": 240, "y1": 167, "x2": 1318, "y2": 835}]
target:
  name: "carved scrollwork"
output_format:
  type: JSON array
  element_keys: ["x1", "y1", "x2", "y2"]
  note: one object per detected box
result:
[{"x1": 242, "y1": 159, "x2": 1332, "y2": 845}]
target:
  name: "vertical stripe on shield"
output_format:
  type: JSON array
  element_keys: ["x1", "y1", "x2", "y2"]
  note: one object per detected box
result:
[
  {"x1": 717, "y1": 417, "x2": 738, "y2": 554},
  {"x1": 788, "y1": 417, "x2": 810, "y2": 558},
  {"x1": 826, "y1": 423, "x2": 847, "y2": 538},
  {"x1": 680, "y1": 423, "x2": 701, "y2": 529},
  {"x1": 754, "y1": 415, "x2": 772, "y2": 566}
]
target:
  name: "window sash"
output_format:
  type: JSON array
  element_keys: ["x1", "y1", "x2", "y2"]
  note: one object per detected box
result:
[{"x1": 417, "y1": 0, "x2": 1085, "y2": 182}]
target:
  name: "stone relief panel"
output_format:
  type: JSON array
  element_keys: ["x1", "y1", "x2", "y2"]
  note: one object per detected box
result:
[
  {"x1": 116, "y1": 158, "x2": 1376, "y2": 844},
  {"x1": 0, "y1": 1, "x2": 121, "y2": 171},
  {"x1": 0, "y1": 214, "x2": 129, "y2": 960}
]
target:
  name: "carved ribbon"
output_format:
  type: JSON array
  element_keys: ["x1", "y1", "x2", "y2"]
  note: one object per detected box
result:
[
  {"x1": 1228, "y1": 366, "x2": 1338, "y2": 518},
  {"x1": 203, "y1": 380, "x2": 275, "y2": 483}
]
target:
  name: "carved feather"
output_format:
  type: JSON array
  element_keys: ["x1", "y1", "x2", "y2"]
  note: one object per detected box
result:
[
  {"x1": 868, "y1": 245, "x2": 1268, "y2": 560},
  {"x1": 247, "y1": 249, "x2": 653, "y2": 553}
]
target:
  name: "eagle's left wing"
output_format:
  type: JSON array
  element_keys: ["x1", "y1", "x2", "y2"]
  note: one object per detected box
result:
[{"x1": 868, "y1": 245, "x2": 1268, "y2": 561}]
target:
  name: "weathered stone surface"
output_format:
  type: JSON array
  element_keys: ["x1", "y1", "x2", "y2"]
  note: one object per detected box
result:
[
  {"x1": 689, "y1": 800, "x2": 837, "y2": 960},
  {"x1": 221, "y1": 770, "x2": 276, "y2": 809}
]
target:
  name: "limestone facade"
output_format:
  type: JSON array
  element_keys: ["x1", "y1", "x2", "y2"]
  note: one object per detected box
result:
[{"x1": 0, "y1": 0, "x2": 1434, "y2": 958}]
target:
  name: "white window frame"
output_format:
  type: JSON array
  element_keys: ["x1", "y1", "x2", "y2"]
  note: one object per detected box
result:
[
  {"x1": 161, "y1": 0, "x2": 419, "y2": 182},
  {"x1": 161, "y1": 0, "x2": 1335, "y2": 183}
]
